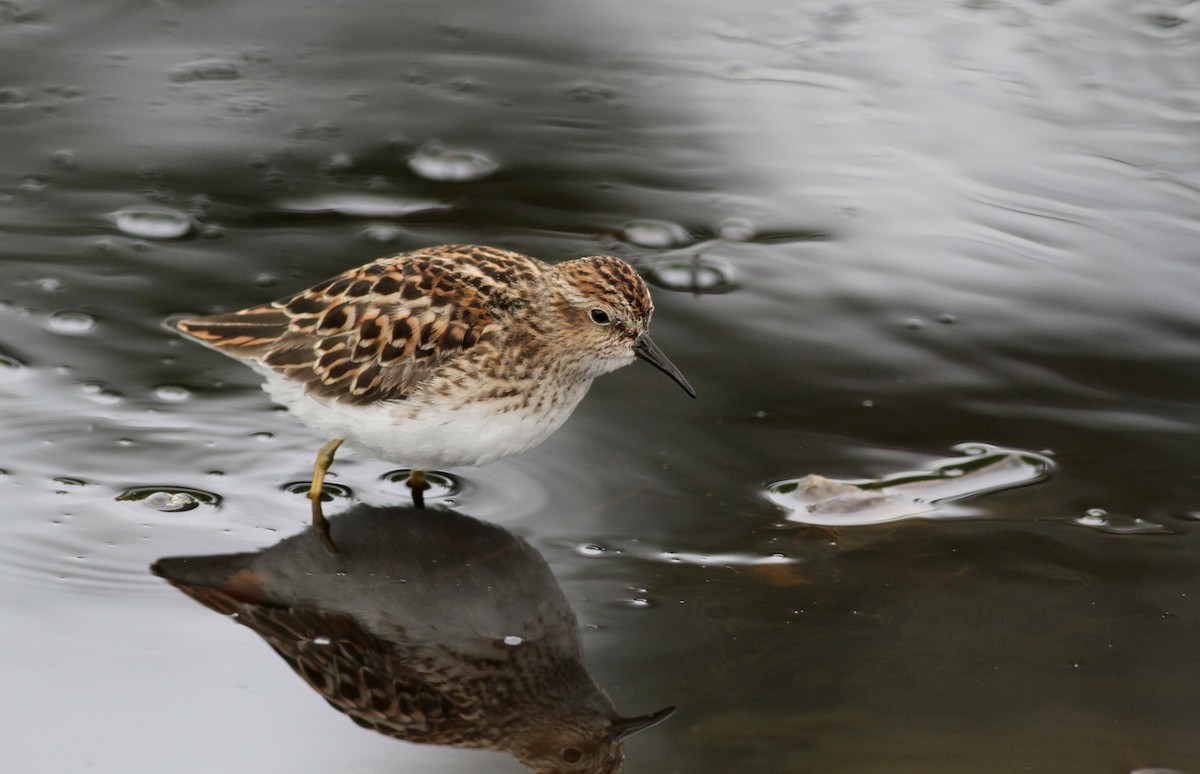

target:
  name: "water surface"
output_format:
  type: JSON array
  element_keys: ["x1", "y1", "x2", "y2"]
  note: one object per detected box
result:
[{"x1": 2, "y1": 1, "x2": 1199, "y2": 772}]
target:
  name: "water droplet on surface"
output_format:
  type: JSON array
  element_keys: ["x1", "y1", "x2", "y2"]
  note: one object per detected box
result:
[
  {"x1": 407, "y1": 142, "x2": 499, "y2": 182},
  {"x1": 0, "y1": 2, "x2": 25, "y2": 26},
  {"x1": 717, "y1": 218, "x2": 757, "y2": 241},
  {"x1": 1071, "y1": 509, "x2": 1171, "y2": 535},
  {"x1": 0, "y1": 87, "x2": 29, "y2": 107},
  {"x1": 278, "y1": 193, "x2": 448, "y2": 218},
  {"x1": 1143, "y1": 12, "x2": 1186, "y2": 30},
  {"x1": 48, "y1": 311, "x2": 96, "y2": 335},
  {"x1": 621, "y1": 219, "x2": 693, "y2": 248},
  {"x1": 312, "y1": 636, "x2": 331, "y2": 646},
  {"x1": 502, "y1": 635, "x2": 523, "y2": 646},
  {"x1": 576, "y1": 543, "x2": 610, "y2": 557},
  {"x1": 53, "y1": 476, "x2": 87, "y2": 488},
  {"x1": 644, "y1": 254, "x2": 739, "y2": 294},
  {"x1": 361, "y1": 224, "x2": 404, "y2": 243},
  {"x1": 117, "y1": 486, "x2": 222, "y2": 513},
  {"x1": 51, "y1": 149, "x2": 79, "y2": 169},
  {"x1": 0, "y1": 349, "x2": 27, "y2": 380},
  {"x1": 79, "y1": 381, "x2": 122, "y2": 404},
  {"x1": 111, "y1": 206, "x2": 194, "y2": 239},
  {"x1": 168, "y1": 59, "x2": 243, "y2": 83},
  {"x1": 565, "y1": 82, "x2": 618, "y2": 103},
  {"x1": 321, "y1": 152, "x2": 354, "y2": 172},
  {"x1": 153, "y1": 384, "x2": 191, "y2": 402}
]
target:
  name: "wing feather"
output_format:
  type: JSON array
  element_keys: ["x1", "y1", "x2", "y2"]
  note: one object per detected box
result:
[{"x1": 168, "y1": 246, "x2": 542, "y2": 404}]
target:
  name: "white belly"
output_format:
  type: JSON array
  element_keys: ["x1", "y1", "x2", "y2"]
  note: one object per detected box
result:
[{"x1": 256, "y1": 368, "x2": 591, "y2": 469}]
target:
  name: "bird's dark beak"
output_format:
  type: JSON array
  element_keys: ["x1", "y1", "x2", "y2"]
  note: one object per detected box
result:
[
  {"x1": 633, "y1": 335, "x2": 696, "y2": 398},
  {"x1": 610, "y1": 706, "x2": 676, "y2": 740}
]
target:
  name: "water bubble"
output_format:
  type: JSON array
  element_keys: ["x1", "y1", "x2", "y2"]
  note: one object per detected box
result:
[
  {"x1": 0, "y1": 87, "x2": 29, "y2": 107},
  {"x1": 565, "y1": 82, "x2": 618, "y2": 103},
  {"x1": 51, "y1": 149, "x2": 79, "y2": 169},
  {"x1": 278, "y1": 193, "x2": 448, "y2": 218},
  {"x1": 621, "y1": 219, "x2": 693, "y2": 248},
  {"x1": 937, "y1": 313, "x2": 960, "y2": 325},
  {"x1": 1071, "y1": 509, "x2": 1170, "y2": 535},
  {"x1": 36, "y1": 277, "x2": 63, "y2": 291},
  {"x1": 0, "y1": 2, "x2": 25, "y2": 26},
  {"x1": 312, "y1": 636, "x2": 331, "y2": 646},
  {"x1": 1143, "y1": 12, "x2": 1186, "y2": 29},
  {"x1": 53, "y1": 476, "x2": 87, "y2": 488},
  {"x1": 361, "y1": 224, "x2": 404, "y2": 244},
  {"x1": 117, "y1": 486, "x2": 222, "y2": 513},
  {"x1": 502, "y1": 635, "x2": 524, "y2": 647},
  {"x1": 111, "y1": 206, "x2": 193, "y2": 239},
  {"x1": 168, "y1": 59, "x2": 242, "y2": 83},
  {"x1": 0, "y1": 348, "x2": 26, "y2": 380},
  {"x1": 80, "y1": 382, "x2": 122, "y2": 405},
  {"x1": 282, "y1": 120, "x2": 341, "y2": 142},
  {"x1": 407, "y1": 142, "x2": 498, "y2": 182},
  {"x1": 904, "y1": 317, "x2": 925, "y2": 330},
  {"x1": 717, "y1": 218, "x2": 757, "y2": 241},
  {"x1": 644, "y1": 254, "x2": 739, "y2": 294},
  {"x1": 48, "y1": 311, "x2": 96, "y2": 335},
  {"x1": 576, "y1": 543, "x2": 610, "y2": 557},
  {"x1": 321, "y1": 152, "x2": 354, "y2": 172},
  {"x1": 153, "y1": 384, "x2": 191, "y2": 402}
]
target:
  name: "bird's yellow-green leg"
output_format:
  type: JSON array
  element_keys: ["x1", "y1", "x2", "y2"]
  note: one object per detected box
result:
[
  {"x1": 309, "y1": 438, "x2": 344, "y2": 553},
  {"x1": 407, "y1": 469, "x2": 427, "y2": 508}
]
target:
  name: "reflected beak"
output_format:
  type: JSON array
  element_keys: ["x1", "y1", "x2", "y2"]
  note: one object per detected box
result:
[
  {"x1": 610, "y1": 706, "x2": 676, "y2": 740},
  {"x1": 633, "y1": 335, "x2": 696, "y2": 398}
]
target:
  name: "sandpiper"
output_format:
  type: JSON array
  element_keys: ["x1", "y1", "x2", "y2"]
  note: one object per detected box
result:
[{"x1": 168, "y1": 244, "x2": 694, "y2": 522}]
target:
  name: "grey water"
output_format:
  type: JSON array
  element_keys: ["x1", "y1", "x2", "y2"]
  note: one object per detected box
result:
[{"x1": 2, "y1": 1, "x2": 1199, "y2": 772}]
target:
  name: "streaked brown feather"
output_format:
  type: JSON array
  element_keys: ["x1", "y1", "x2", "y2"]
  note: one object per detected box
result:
[{"x1": 169, "y1": 246, "x2": 544, "y2": 405}]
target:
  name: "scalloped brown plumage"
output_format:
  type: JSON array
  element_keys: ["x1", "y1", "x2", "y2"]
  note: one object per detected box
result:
[{"x1": 167, "y1": 244, "x2": 694, "y2": 515}]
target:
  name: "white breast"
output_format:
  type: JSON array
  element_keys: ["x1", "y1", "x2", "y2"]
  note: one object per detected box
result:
[{"x1": 255, "y1": 367, "x2": 592, "y2": 469}]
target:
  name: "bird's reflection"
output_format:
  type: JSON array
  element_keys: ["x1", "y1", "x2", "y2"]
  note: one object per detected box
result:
[{"x1": 151, "y1": 505, "x2": 673, "y2": 773}]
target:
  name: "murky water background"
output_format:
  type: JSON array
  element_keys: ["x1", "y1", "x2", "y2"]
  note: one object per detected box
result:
[{"x1": 3, "y1": 1, "x2": 1200, "y2": 772}]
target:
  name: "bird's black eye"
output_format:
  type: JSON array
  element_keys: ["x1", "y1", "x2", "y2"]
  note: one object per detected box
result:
[
  {"x1": 590, "y1": 309, "x2": 611, "y2": 325},
  {"x1": 562, "y1": 748, "x2": 583, "y2": 764}
]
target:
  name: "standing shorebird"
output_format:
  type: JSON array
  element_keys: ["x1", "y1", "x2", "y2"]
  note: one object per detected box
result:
[
  {"x1": 152, "y1": 504, "x2": 675, "y2": 773},
  {"x1": 168, "y1": 245, "x2": 694, "y2": 522}
]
